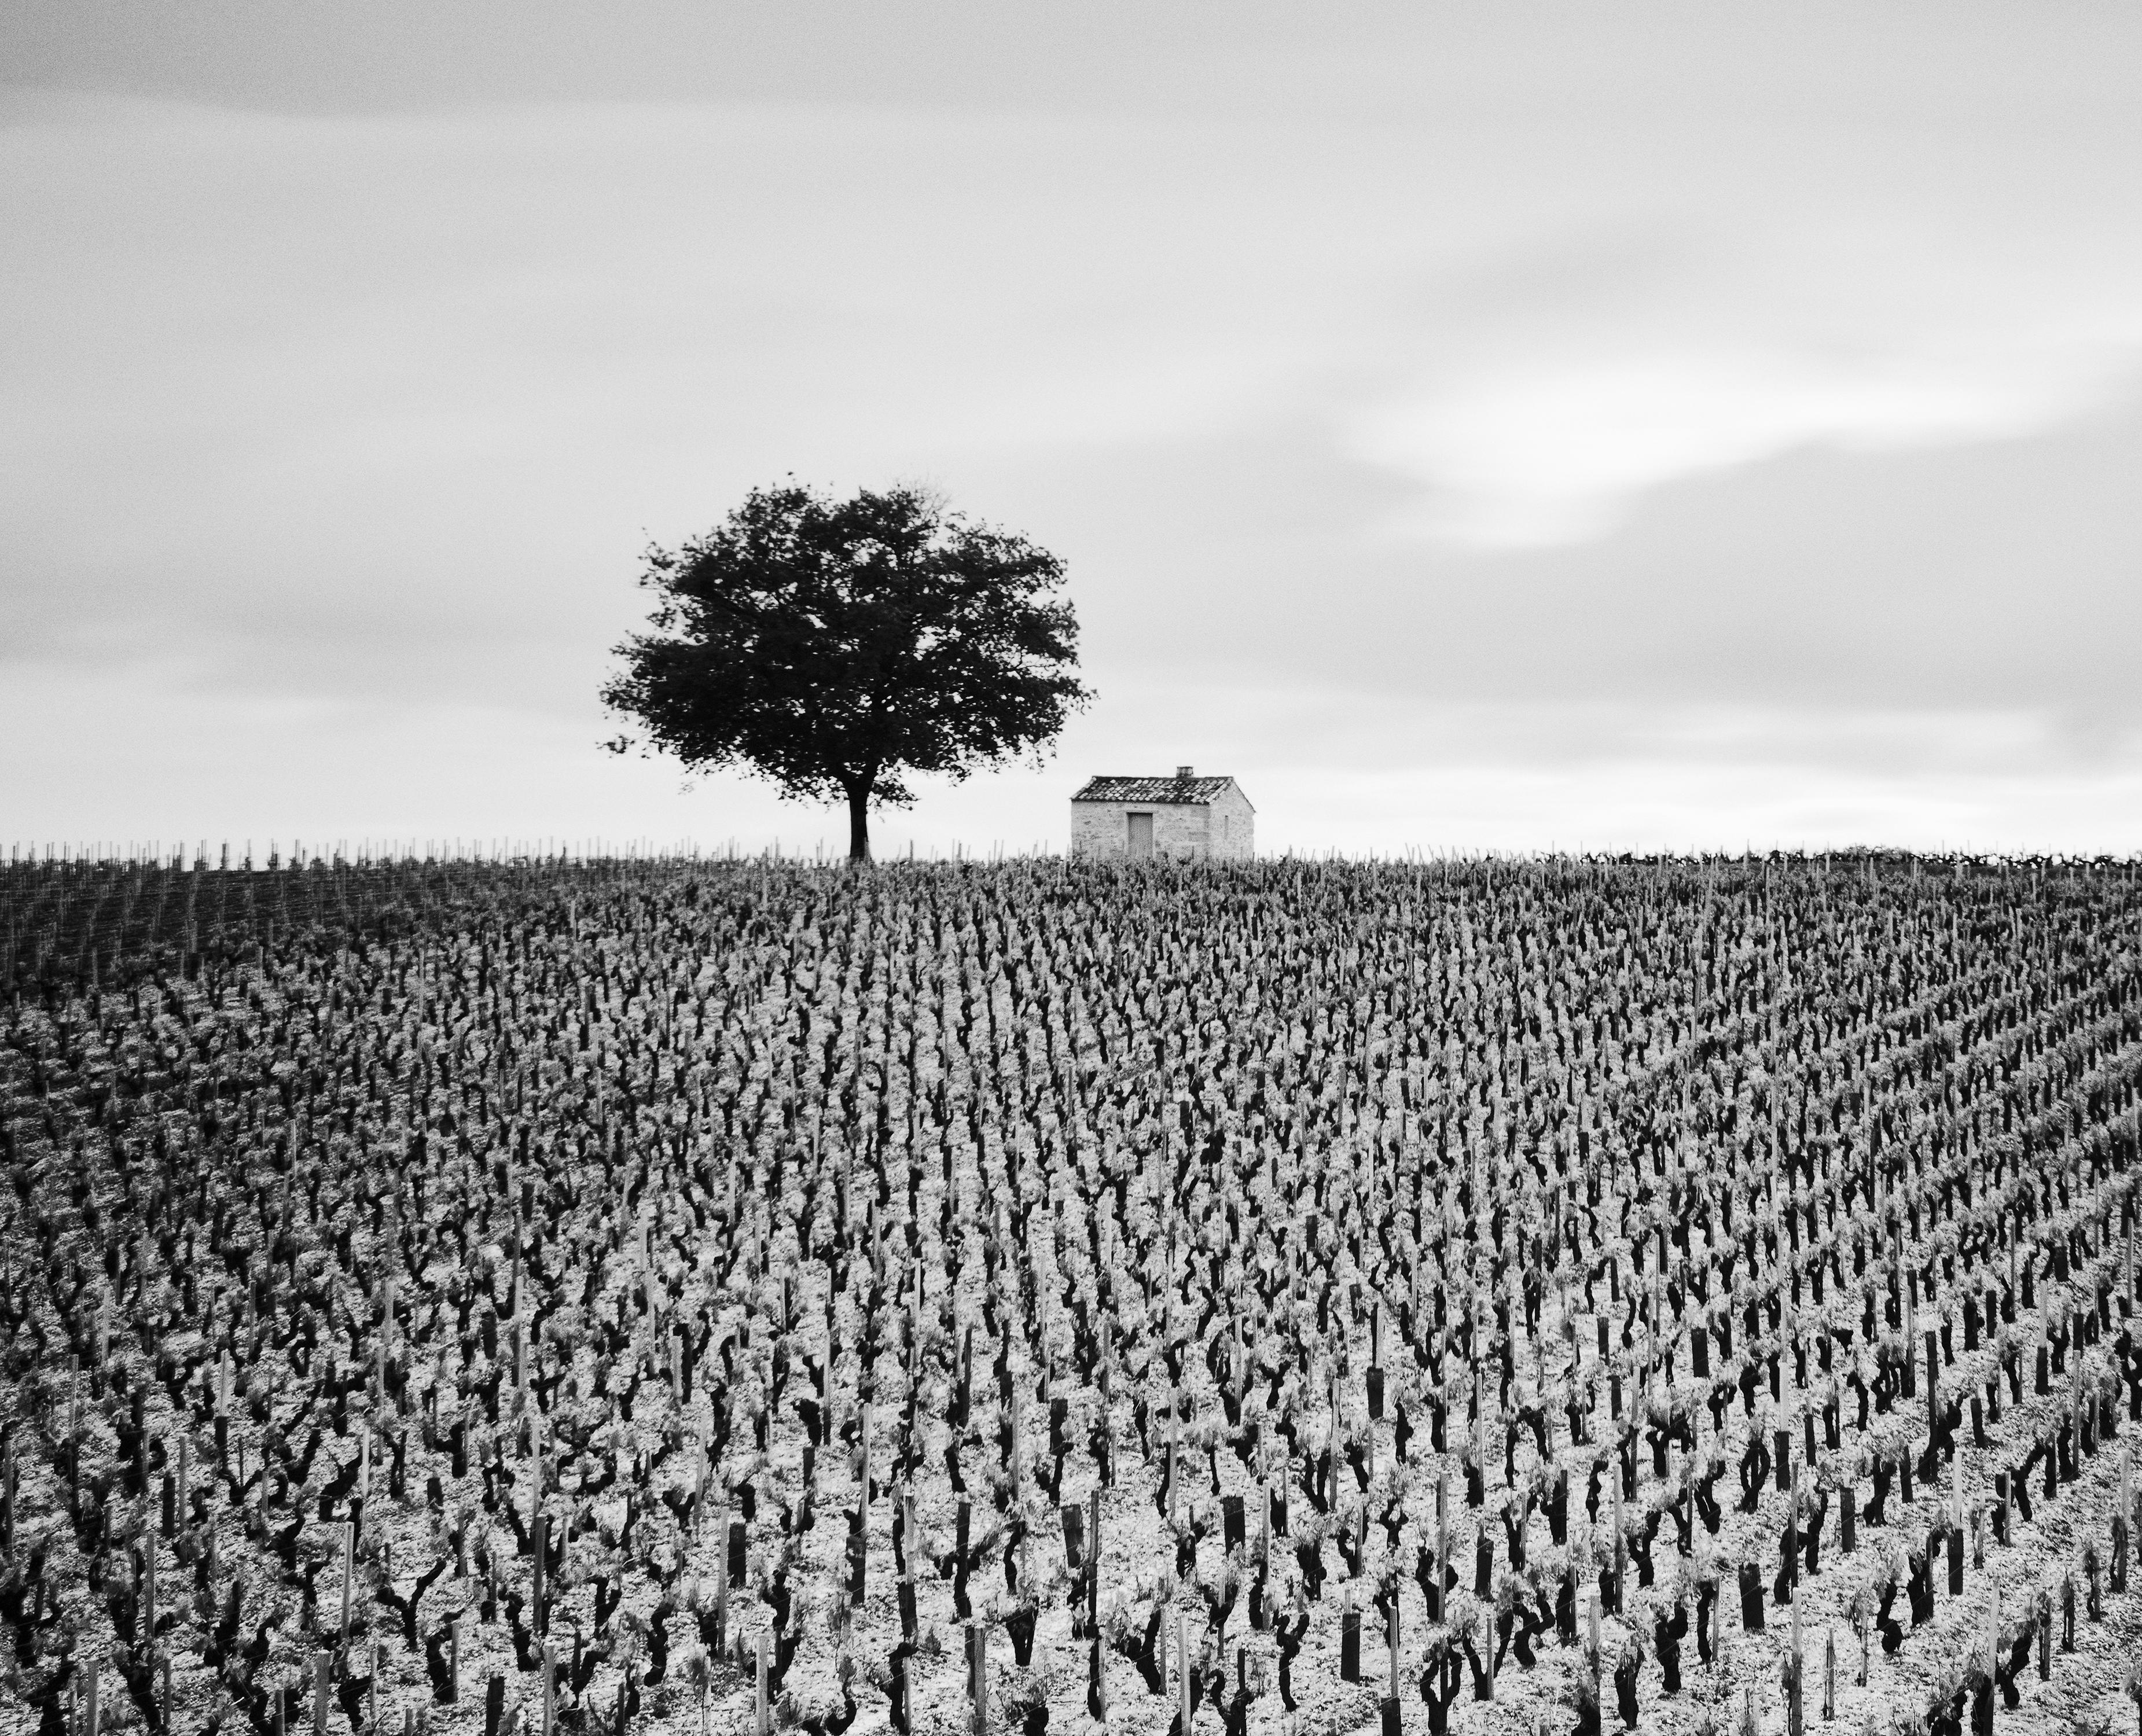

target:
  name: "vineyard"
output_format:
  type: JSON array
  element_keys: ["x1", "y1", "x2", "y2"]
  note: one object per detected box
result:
[{"x1": 5, "y1": 849, "x2": 2142, "y2": 1736}]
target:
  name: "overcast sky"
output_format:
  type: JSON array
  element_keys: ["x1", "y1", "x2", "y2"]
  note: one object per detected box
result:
[{"x1": 6, "y1": 2, "x2": 2140, "y2": 858}]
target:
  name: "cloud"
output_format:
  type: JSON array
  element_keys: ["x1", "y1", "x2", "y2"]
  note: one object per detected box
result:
[
  {"x1": 0, "y1": 95, "x2": 1358, "y2": 702},
  {"x1": 1336, "y1": 191, "x2": 2142, "y2": 550},
  {"x1": 1349, "y1": 345, "x2": 2134, "y2": 549}
]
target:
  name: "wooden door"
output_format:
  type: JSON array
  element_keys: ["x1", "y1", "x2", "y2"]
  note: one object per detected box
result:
[{"x1": 1127, "y1": 812, "x2": 1153, "y2": 859}]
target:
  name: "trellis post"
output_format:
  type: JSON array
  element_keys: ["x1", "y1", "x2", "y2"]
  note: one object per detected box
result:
[{"x1": 756, "y1": 1627, "x2": 772, "y2": 1736}]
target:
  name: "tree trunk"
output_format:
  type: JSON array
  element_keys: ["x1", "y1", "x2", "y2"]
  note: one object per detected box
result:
[{"x1": 847, "y1": 782, "x2": 872, "y2": 862}]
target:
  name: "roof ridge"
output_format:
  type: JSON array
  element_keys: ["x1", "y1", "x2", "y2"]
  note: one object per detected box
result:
[{"x1": 1071, "y1": 773, "x2": 1235, "y2": 802}]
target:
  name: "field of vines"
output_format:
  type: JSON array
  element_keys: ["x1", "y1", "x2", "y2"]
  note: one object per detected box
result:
[{"x1": 5, "y1": 849, "x2": 2142, "y2": 1736}]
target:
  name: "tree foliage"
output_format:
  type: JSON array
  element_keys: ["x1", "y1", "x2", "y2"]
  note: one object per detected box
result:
[{"x1": 602, "y1": 483, "x2": 1091, "y2": 859}]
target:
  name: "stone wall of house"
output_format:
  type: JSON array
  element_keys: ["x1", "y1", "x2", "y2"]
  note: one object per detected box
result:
[
  {"x1": 1069, "y1": 800, "x2": 1125, "y2": 859},
  {"x1": 1206, "y1": 784, "x2": 1255, "y2": 860},
  {"x1": 1071, "y1": 800, "x2": 1194, "y2": 859},
  {"x1": 1070, "y1": 786, "x2": 1255, "y2": 860}
]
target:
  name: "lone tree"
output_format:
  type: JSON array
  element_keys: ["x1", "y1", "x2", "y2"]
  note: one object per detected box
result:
[{"x1": 602, "y1": 482, "x2": 1092, "y2": 860}]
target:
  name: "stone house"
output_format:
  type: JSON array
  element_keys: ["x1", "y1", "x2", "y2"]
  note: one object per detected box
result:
[{"x1": 1070, "y1": 767, "x2": 1255, "y2": 861}]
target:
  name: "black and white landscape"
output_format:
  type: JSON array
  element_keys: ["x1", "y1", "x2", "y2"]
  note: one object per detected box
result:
[{"x1": 5, "y1": 7, "x2": 2142, "y2": 1736}]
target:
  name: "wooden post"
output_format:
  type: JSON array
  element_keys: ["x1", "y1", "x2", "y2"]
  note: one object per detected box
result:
[
  {"x1": 448, "y1": 1619, "x2": 460, "y2": 1703},
  {"x1": 532, "y1": 1513, "x2": 548, "y2": 1635},
  {"x1": 1258, "y1": 1478, "x2": 1270, "y2": 1576},
  {"x1": 1177, "y1": 1608, "x2": 1192, "y2": 1729},
  {"x1": 1633, "y1": 1345, "x2": 1648, "y2": 1488},
  {"x1": 1089, "y1": 1485, "x2": 1103, "y2": 1629},
  {"x1": 1166, "y1": 1388, "x2": 1179, "y2": 1517},
  {"x1": 84, "y1": 1654, "x2": 100, "y2": 1736},
  {"x1": 973, "y1": 1623, "x2": 991, "y2": 1736},
  {"x1": 315, "y1": 1652, "x2": 330, "y2": 1736},
  {"x1": 756, "y1": 1628, "x2": 771, "y2": 1736},
  {"x1": 1435, "y1": 1473, "x2": 1449, "y2": 1621},
  {"x1": 1009, "y1": 1393, "x2": 1023, "y2": 1501},
  {"x1": 340, "y1": 1522, "x2": 355, "y2": 1636}
]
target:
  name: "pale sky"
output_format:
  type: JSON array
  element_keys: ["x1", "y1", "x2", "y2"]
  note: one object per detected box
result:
[{"x1": 5, "y1": 2, "x2": 2140, "y2": 858}]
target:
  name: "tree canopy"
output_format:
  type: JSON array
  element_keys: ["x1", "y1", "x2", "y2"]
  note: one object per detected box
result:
[{"x1": 602, "y1": 483, "x2": 1092, "y2": 859}]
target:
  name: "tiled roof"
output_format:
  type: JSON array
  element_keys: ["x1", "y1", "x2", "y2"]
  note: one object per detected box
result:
[{"x1": 1072, "y1": 775, "x2": 1237, "y2": 804}]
